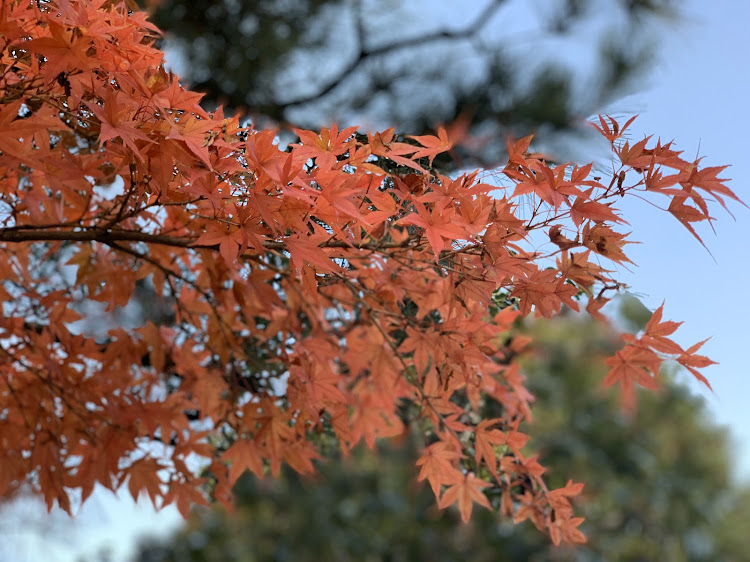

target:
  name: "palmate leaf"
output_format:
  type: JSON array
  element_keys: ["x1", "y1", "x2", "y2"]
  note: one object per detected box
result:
[
  {"x1": 0, "y1": 0, "x2": 741, "y2": 547},
  {"x1": 438, "y1": 473, "x2": 493, "y2": 524}
]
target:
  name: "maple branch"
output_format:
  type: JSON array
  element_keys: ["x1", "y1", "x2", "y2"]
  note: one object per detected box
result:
[
  {"x1": 0, "y1": 227, "x2": 417, "y2": 253},
  {"x1": 0, "y1": 228, "x2": 193, "y2": 247},
  {"x1": 102, "y1": 164, "x2": 140, "y2": 230},
  {"x1": 104, "y1": 239, "x2": 202, "y2": 295}
]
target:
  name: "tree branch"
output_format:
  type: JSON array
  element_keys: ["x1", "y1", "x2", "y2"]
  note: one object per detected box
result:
[
  {"x1": 267, "y1": 0, "x2": 506, "y2": 113},
  {"x1": 0, "y1": 227, "x2": 415, "y2": 252}
]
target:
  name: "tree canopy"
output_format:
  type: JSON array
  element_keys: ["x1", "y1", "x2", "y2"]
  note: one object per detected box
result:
[
  {"x1": 0, "y1": 0, "x2": 741, "y2": 546},
  {"x1": 142, "y1": 0, "x2": 679, "y2": 165}
]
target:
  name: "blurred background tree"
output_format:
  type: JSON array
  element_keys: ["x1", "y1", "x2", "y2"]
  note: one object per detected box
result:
[
  {"x1": 133, "y1": 300, "x2": 750, "y2": 562},
  {"x1": 141, "y1": 0, "x2": 681, "y2": 164}
]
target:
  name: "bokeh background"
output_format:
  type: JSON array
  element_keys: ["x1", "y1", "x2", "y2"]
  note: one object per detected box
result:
[{"x1": 1, "y1": 1, "x2": 747, "y2": 560}]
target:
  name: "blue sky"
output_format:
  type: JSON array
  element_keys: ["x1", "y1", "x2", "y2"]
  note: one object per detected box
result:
[
  {"x1": 2, "y1": 1, "x2": 748, "y2": 560},
  {"x1": 612, "y1": 0, "x2": 750, "y2": 480}
]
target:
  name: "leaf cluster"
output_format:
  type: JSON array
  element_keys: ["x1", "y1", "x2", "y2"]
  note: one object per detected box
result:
[{"x1": 0, "y1": 0, "x2": 740, "y2": 546}]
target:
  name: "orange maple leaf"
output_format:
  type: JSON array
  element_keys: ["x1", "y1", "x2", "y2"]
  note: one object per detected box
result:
[
  {"x1": 27, "y1": 20, "x2": 91, "y2": 80},
  {"x1": 88, "y1": 90, "x2": 153, "y2": 159},
  {"x1": 474, "y1": 419, "x2": 507, "y2": 477},
  {"x1": 603, "y1": 346, "x2": 661, "y2": 410},
  {"x1": 416, "y1": 442, "x2": 463, "y2": 497},
  {"x1": 167, "y1": 115, "x2": 217, "y2": 168},
  {"x1": 398, "y1": 201, "x2": 468, "y2": 256},
  {"x1": 438, "y1": 473, "x2": 493, "y2": 523},
  {"x1": 409, "y1": 125, "x2": 453, "y2": 165},
  {"x1": 222, "y1": 439, "x2": 265, "y2": 484},
  {"x1": 677, "y1": 339, "x2": 716, "y2": 390},
  {"x1": 582, "y1": 223, "x2": 634, "y2": 264}
]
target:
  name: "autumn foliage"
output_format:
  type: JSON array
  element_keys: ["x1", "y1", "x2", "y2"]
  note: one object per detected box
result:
[{"x1": 0, "y1": 0, "x2": 741, "y2": 546}]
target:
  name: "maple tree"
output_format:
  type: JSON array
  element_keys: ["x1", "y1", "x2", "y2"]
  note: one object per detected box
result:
[
  {"x1": 136, "y1": 310, "x2": 750, "y2": 562},
  {"x1": 0, "y1": 0, "x2": 742, "y2": 546}
]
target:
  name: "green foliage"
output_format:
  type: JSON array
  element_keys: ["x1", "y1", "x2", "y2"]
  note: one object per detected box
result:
[{"x1": 136, "y1": 443, "x2": 525, "y2": 562}]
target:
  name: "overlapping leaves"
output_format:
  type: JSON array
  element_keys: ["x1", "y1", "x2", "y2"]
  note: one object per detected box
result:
[{"x1": 0, "y1": 0, "x2": 739, "y2": 546}]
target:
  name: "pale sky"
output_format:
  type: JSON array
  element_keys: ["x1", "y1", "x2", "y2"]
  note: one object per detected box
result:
[
  {"x1": 612, "y1": 0, "x2": 750, "y2": 481},
  {"x1": 2, "y1": 1, "x2": 748, "y2": 561}
]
